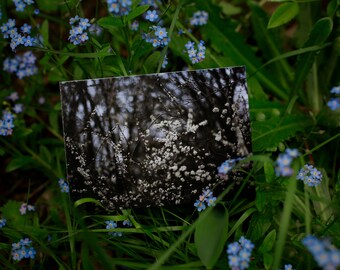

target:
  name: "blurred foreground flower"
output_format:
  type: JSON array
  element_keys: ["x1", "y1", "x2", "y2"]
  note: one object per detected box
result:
[
  {"x1": 3, "y1": 51, "x2": 38, "y2": 79},
  {"x1": 106, "y1": 0, "x2": 132, "y2": 16},
  {"x1": 19, "y1": 203, "x2": 35, "y2": 215},
  {"x1": 275, "y1": 148, "x2": 300, "y2": 177},
  {"x1": 0, "y1": 218, "x2": 6, "y2": 228},
  {"x1": 217, "y1": 157, "x2": 244, "y2": 175},
  {"x1": 12, "y1": 0, "x2": 35, "y2": 12},
  {"x1": 283, "y1": 264, "x2": 294, "y2": 270},
  {"x1": 190, "y1": 10, "x2": 208, "y2": 26},
  {"x1": 327, "y1": 86, "x2": 340, "y2": 111},
  {"x1": 302, "y1": 235, "x2": 340, "y2": 270}
]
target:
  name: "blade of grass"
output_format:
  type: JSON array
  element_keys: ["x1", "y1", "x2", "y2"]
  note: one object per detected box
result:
[
  {"x1": 272, "y1": 172, "x2": 298, "y2": 270},
  {"x1": 31, "y1": 46, "x2": 115, "y2": 58},
  {"x1": 303, "y1": 132, "x2": 340, "y2": 156},
  {"x1": 147, "y1": 184, "x2": 234, "y2": 270},
  {"x1": 252, "y1": 43, "x2": 331, "y2": 74},
  {"x1": 226, "y1": 207, "x2": 257, "y2": 238},
  {"x1": 157, "y1": 2, "x2": 182, "y2": 73}
]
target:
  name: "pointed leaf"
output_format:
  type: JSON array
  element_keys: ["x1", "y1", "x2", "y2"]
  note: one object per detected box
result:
[
  {"x1": 250, "y1": 2, "x2": 293, "y2": 81},
  {"x1": 194, "y1": 207, "x2": 228, "y2": 269},
  {"x1": 259, "y1": 229, "x2": 277, "y2": 253},
  {"x1": 268, "y1": 2, "x2": 299, "y2": 29},
  {"x1": 40, "y1": 20, "x2": 50, "y2": 47},
  {"x1": 6, "y1": 156, "x2": 33, "y2": 172},
  {"x1": 143, "y1": 51, "x2": 161, "y2": 73},
  {"x1": 264, "y1": 161, "x2": 275, "y2": 183},
  {"x1": 97, "y1": 16, "x2": 124, "y2": 30},
  {"x1": 294, "y1": 17, "x2": 333, "y2": 88},
  {"x1": 252, "y1": 115, "x2": 311, "y2": 152},
  {"x1": 256, "y1": 190, "x2": 267, "y2": 212},
  {"x1": 126, "y1": 5, "x2": 150, "y2": 21}
]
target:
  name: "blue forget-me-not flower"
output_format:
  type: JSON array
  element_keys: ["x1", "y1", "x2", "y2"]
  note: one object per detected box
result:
[
  {"x1": 3, "y1": 51, "x2": 38, "y2": 79},
  {"x1": 275, "y1": 148, "x2": 300, "y2": 177},
  {"x1": 190, "y1": 10, "x2": 209, "y2": 26},
  {"x1": 0, "y1": 218, "x2": 6, "y2": 228},
  {"x1": 297, "y1": 164, "x2": 323, "y2": 187},
  {"x1": 68, "y1": 16, "x2": 92, "y2": 45},
  {"x1": 194, "y1": 188, "x2": 216, "y2": 212},
  {"x1": 105, "y1": 220, "x2": 123, "y2": 237},
  {"x1": 11, "y1": 238, "x2": 36, "y2": 261},
  {"x1": 217, "y1": 157, "x2": 244, "y2": 175},
  {"x1": 145, "y1": 10, "x2": 158, "y2": 22},
  {"x1": 302, "y1": 235, "x2": 340, "y2": 270},
  {"x1": 58, "y1": 178, "x2": 70, "y2": 193},
  {"x1": 0, "y1": 111, "x2": 15, "y2": 136},
  {"x1": 227, "y1": 236, "x2": 254, "y2": 270},
  {"x1": 283, "y1": 264, "x2": 295, "y2": 270},
  {"x1": 327, "y1": 86, "x2": 340, "y2": 111},
  {"x1": 185, "y1": 40, "x2": 206, "y2": 64},
  {"x1": 144, "y1": 26, "x2": 170, "y2": 48},
  {"x1": 106, "y1": 0, "x2": 132, "y2": 16}
]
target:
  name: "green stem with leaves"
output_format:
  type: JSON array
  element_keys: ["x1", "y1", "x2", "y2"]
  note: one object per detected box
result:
[{"x1": 157, "y1": 2, "x2": 182, "y2": 73}]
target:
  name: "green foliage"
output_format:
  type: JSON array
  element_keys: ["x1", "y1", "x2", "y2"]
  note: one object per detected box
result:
[
  {"x1": 294, "y1": 17, "x2": 333, "y2": 89},
  {"x1": 0, "y1": 0, "x2": 339, "y2": 269},
  {"x1": 1, "y1": 200, "x2": 27, "y2": 225},
  {"x1": 258, "y1": 229, "x2": 277, "y2": 270},
  {"x1": 194, "y1": 207, "x2": 228, "y2": 269},
  {"x1": 252, "y1": 114, "x2": 311, "y2": 152},
  {"x1": 268, "y1": 1, "x2": 299, "y2": 29}
]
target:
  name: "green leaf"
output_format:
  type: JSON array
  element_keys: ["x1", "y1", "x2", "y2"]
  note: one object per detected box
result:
[
  {"x1": 49, "y1": 110, "x2": 59, "y2": 133},
  {"x1": 6, "y1": 156, "x2": 33, "y2": 172},
  {"x1": 252, "y1": 115, "x2": 311, "y2": 152},
  {"x1": 74, "y1": 198, "x2": 105, "y2": 209},
  {"x1": 264, "y1": 252, "x2": 274, "y2": 270},
  {"x1": 39, "y1": 145, "x2": 52, "y2": 165},
  {"x1": 126, "y1": 5, "x2": 150, "y2": 21},
  {"x1": 259, "y1": 229, "x2": 277, "y2": 253},
  {"x1": 1, "y1": 201, "x2": 27, "y2": 225},
  {"x1": 327, "y1": 0, "x2": 338, "y2": 17},
  {"x1": 250, "y1": 2, "x2": 293, "y2": 83},
  {"x1": 264, "y1": 161, "x2": 275, "y2": 183},
  {"x1": 268, "y1": 2, "x2": 299, "y2": 29},
  {"x1": 81, "y1": 244, "x2": 95, "y2": 270},
  {"x1": 36, "y1": 0, "x2": 65, "y2": 11},
  {"x1": 256, "y1": 190, "x2": 267, "y2": 211},
  {"x1": 33, "y1": 47, "x2": 115, "y2": 58},
  {"x1": 247, "y1": 77, "x2": 267, "y2": 100},
  {"x1": 227, "y1": 208, "x2": 257, "y2": 238},
  {"x1": 294, "y1": 17, "x2": 333, "y2": 89},
  {"x1": 97, "y1": 16, "x2": 124, "y2": 30},
  {"x1": 194, "y1": 207, "x2": 228, "y2": 269},
  {"x1": 194, "y1": 1, "x2": 288, "y2": 99},
  {"x1": 249, "y1": 212, "x2": 273, "y2": 241},
  {"x1": 40, "y1": 20, "x2": 50, "y2": 47},
  {"x1": 143, "y1": 51, "x2": 161, "y2": 73},
  {"x1": 218, "y1": 2, "x2": 241, "y2": 16}
]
